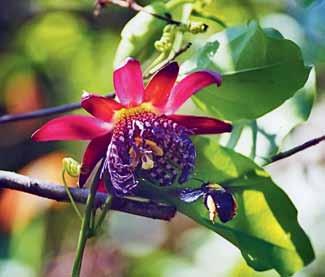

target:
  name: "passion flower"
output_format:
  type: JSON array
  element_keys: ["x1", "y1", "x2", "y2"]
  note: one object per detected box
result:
[{"x1": 32, "y1": 58, "x2": 232, "y2": 195}]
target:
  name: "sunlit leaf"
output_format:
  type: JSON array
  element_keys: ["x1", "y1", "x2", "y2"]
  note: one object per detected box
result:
[
  {"x1": 138, "y1": 137, "x2": 314, "y2": 276},
  {"x1": 185, "y1": 21, "x2": 311, "y2": 121}
]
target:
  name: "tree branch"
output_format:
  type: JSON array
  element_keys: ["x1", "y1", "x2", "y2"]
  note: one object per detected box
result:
[
  {"x1": 0, "y1": 170, "x2": 176, "y2": 221},
  {"x1": 0, "y1": 94, "x2": 115, "y2": 125},
  {"x1": 0, "y1": 102, "x2": 81, "y2": 124},
  {"x1": 269, "y1": 135, "x2": 325, "y2": 164}
]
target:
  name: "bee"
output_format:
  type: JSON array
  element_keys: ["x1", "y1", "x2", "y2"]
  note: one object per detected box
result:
[{"x1": 179, "y1": 181, "x2": 237, "y2": 223}]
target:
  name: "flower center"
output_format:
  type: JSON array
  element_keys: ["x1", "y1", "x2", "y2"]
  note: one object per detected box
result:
[
  {"x1": 129, "y1": 136, "x2": 164, "y2": 170},
  {"x1": 103, "y1": 109, "x2": 196, "y2": 195}
]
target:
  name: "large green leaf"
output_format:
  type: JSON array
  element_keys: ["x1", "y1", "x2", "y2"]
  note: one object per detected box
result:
[
  {"x1": 138, "y1": 137, "x2": 314, "y2": 276},
  {"x1": 225, "y1": 67, "x2": 316, "y2": 164},
  {"x1": 189, "y1": 21, "x2": 311, "y2": 121}
]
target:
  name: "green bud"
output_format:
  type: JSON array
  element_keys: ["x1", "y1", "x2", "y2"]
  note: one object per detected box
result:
[
  {"x1": 62, "y1": 157, "x2": 81, "y2": 177},
  {"x1": 154, "y1": 24, "x2": 177, "y2": 53}
]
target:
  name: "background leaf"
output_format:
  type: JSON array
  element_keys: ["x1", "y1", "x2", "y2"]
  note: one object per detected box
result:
[
  {"x1": 224, "y1": 67, "x2": 316, "y2": 164},
  {"x1": 138, "y1": 137, "x2": 314, "y2": 276},
  {"x1": 113, "y1": 3, "x2": 168, "y2": 68},
  {"x1": 183, "y1": 21, "x2": 311, "y2": 121}
]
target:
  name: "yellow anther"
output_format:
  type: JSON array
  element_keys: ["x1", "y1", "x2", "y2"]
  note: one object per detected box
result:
[
  {"x1": 206, "y1": 195, "x2": 217, "y2": 223},
  {"x1": 141, "y1": 154, "x2": 154, "y2": 170},
  {"x1": 144, "y1": 139, "x2": 164, "y2": 156},
  {"x1": 134, "y1": 136, "x2": 143, "y2": 145},
  {"x1": 134, "y1": 137, "x2": 164, "y2": 157}
]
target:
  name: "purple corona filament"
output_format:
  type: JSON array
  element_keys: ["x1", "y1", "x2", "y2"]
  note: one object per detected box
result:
[{"x1": 104, "y1": 111, "x2": 196, "y2": 194}]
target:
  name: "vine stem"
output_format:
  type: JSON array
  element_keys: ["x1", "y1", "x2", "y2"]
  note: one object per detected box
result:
[
  {"x1": 94, "y1": 196, "x2": 113, "y2": 233},
  {"x1": 62, "y1": 169, "x2": 83, "y2": 221},
  {"x1": 72, "y1": 167, "x2": 101, "y2": 276},
  {"x1": 267, "y1": 135, "x2": 325, "y2": 164}
]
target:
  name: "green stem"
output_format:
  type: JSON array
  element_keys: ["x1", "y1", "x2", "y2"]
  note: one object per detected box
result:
[
  {"x1": 71, "y1": 169, "x2": 100, "y2": 277},
  {"x1": 88, "y1": 207, "x2": 97, "y2": 238},
  {"x1": 250, "y1": 120, "x2": 257, "y2": 160},
  {"x1": 94, "y1": 196, "x2": 113, "y2": 234},
  {"x1": 144, "y1": 52, "x2": 168, "y2": 76},
  {"x1": 226, "y1": 124, "x2": 243, "y2": 149},
  {"x1": 62, "y1": 170, "x2": 82, "y2": 221},
  {"x1": 169, "y1": 3, "x2": 193, "y2": 58}
]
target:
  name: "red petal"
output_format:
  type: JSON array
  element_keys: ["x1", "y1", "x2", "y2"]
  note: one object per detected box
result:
[
  {"x1": 163, "y1": 71, "x2": 222, "y2": 114},
  {"x1": 168, "y1": 115, "x2": 232, "y2": 135},
  {"x1": 31, "y1": 115, "x2": 112, "y2": 141},
  {"x1": 97, "y1": 179, "x2": 107, "y2": 193},
  {"x1": 81, "y1": 93, "x2": 123, "y2": 122},
  {"x1": 144, "y1": 62, "x2": 179, "y2": 110},
  {"x1": 79, "y1": 134, "x2": 111, "y2": 187},
  {"x1": 113, "y1": 58, "x2": 144, "y2": 107}
]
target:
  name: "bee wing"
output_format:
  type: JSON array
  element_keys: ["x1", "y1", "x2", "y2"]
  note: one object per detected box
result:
[{"x1": 178, "y1": 188, "x2": 205, "y2": 203}]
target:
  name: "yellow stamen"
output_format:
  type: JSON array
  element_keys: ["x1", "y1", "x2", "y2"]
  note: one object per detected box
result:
[
  {"x1": 134, "y1": 137, "x2": 164, "y2": 157},
  {"x1": 141, "y1": 154, "x2": 154, "y2": 170},
  {"x1": 144, "y1": 139, "x2": 164, "y2": 156}
]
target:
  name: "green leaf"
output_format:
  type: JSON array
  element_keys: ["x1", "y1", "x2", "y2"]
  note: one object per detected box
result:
[
  {"x1": 138, "y1": 137, "x2": 314, "y2": 276},
  {"x1": 188, "y1": 21, "x2": 311, "y2": 121},
  {"x1": 114, "y1": 3, "x2": 168, "y2": 67},
  {"x1": 226, "y1": 67, "x2": 316, "y2": 164}
]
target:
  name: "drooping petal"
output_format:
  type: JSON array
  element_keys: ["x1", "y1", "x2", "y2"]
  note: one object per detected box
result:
[
  {"x1": 31, "y1": 115, "x2": 112, "y2": 141},
  {"x1": 81, "y1": 93, "x2": 123, "y2": 122},
  {"x1": 79, "y1": 134, "x2": 111, "y2": 187},
  {"x1": 144, "y1": 62, "x2": 179, "y2": 110},
  {"x1": 113, "y1": 58, "x2": 144, "y2": 107},
  {"x1": 168, "y1": 115, "x2": 232, "y2": 135},
  {"x1": 97, "y1": 178, "x2": 107, "y2": 193},
  {"x1": 163, "y1": 71, "x2": 222, "y2": 114}
]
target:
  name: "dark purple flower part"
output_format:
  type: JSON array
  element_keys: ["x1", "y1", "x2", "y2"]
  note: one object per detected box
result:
[
  {"x1": 32, "y1": 58, "x2": 232, "y2": 196},
  {"x1": 105, "y1": 111, "x2": 196, "y2": 194}
]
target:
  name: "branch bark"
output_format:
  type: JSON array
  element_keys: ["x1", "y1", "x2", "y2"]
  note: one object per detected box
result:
[
  {"x1": 0, "y1": 170, "x2": 176, "y2": 221},
  {"x1": 0, "y1": 94, "x2": 115, "y2": 124},
  {"x1": 269, "y1": 135, "x2": 325, "y2": 164}
]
